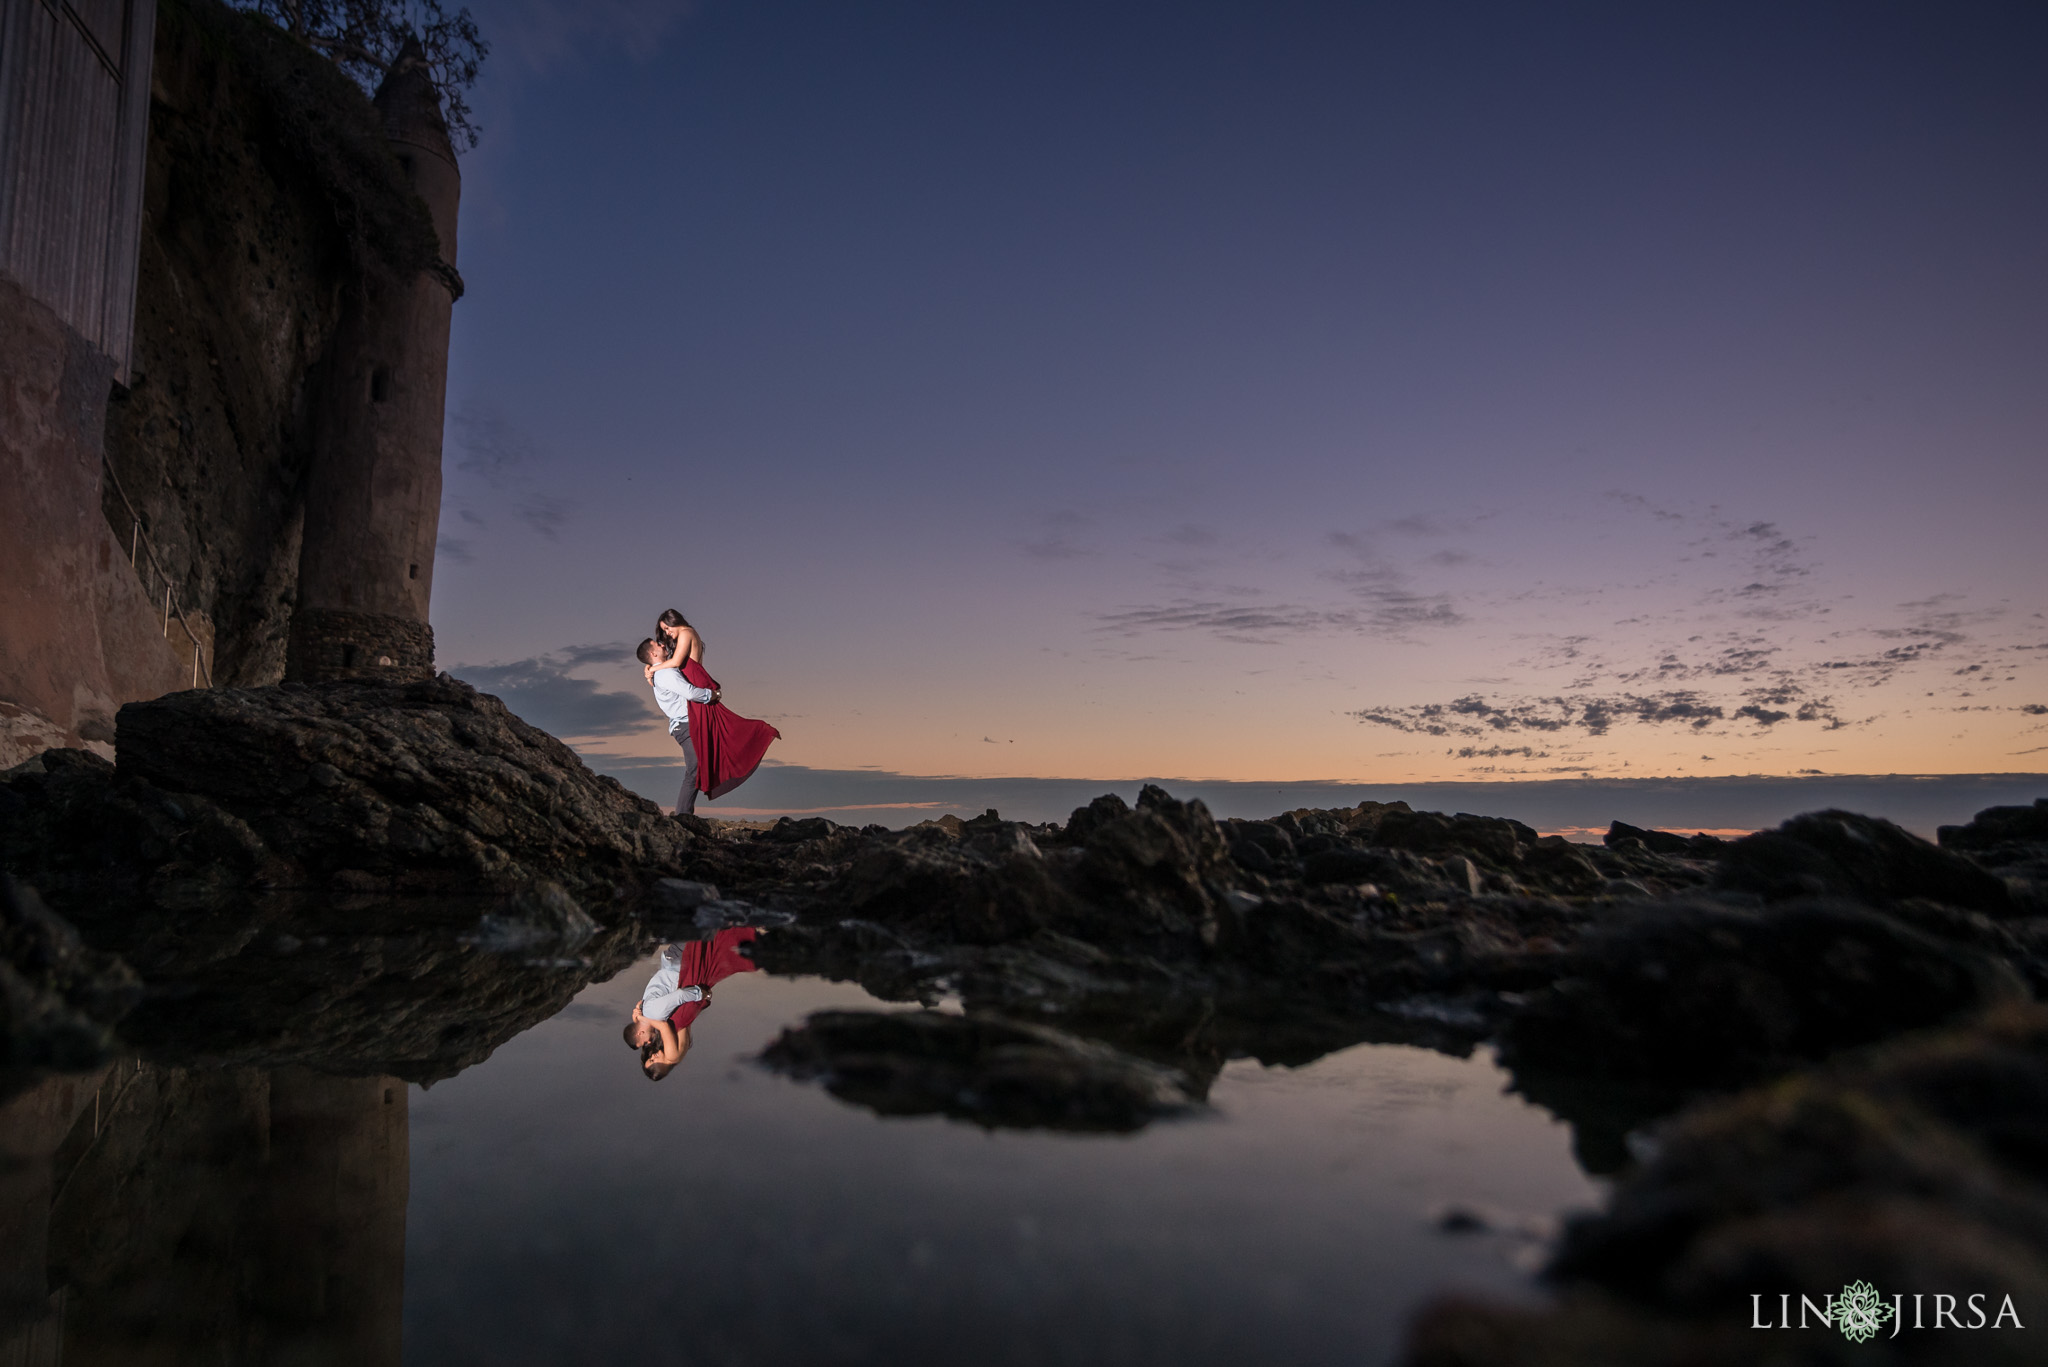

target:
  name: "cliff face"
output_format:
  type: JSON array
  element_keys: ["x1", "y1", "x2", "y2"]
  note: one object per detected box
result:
[{"x1": 102, "y1": 0, "x2": 438, "y2": 688}]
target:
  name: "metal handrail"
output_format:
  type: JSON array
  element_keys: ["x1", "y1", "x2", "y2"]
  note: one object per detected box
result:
[{"x1": 100, "y1": 454, "x2": 213, "y2": 688}]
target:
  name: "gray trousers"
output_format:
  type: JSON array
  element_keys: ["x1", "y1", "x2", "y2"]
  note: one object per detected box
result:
[{"x1": 671, "y1": 725, "x2": 699, "y2": 815}]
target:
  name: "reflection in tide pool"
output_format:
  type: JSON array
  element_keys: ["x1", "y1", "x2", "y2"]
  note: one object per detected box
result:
[{"x1": 405, "y1": 952, "x2": 1602, "y2": 1366}]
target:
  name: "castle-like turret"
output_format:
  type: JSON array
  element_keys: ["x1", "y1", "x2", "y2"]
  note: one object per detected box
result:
[{"x1": 287, "y1": 40, "x2": 460, "y2": 681}]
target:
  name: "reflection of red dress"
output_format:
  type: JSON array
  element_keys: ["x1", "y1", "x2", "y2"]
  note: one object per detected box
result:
[
  {"x1": 666, "y1": 927, "x2": 760, "y2": 1030},
  {"x1": 680, "y1": 658, "x2": 780, "y2": 799}
]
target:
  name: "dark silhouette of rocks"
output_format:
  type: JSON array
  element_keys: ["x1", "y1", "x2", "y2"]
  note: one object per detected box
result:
[
  {"x1": 1, "y1": 875, "x2": 140, "y2": 1087},
  {"x1": 2, "y1": 677, "x2": 694, "y2": 907},
  {"x1": 1604, "y1": 820, "x2": 1726, "y2": 856},
  {"x1": 1499, "y1": 898, "x2": 2029, "y2": 1087},
  {"x1": 1404, "y1": 1005, "x2": 2048, "y2": 1367},
  {"x1": 1715, "y1": 809, "x2": 2014, "y2": 915},
  {"x1": 760, "y1": 1008, "x2": 1202, "y2": 1132}
]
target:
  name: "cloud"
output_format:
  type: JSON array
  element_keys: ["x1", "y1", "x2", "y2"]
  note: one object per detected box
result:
[
  {"x1": 1020, "y1": 535, "x2": 1093, "y2": 560},
  {"x1": 448, "y1": 401, "x2": 580, "y2": 540},
  {"x1": 517, "y1": 492, "x2": 578, "y2": 539},
  {"x1": 1094, "y1": 600, "x2": 1360, "y2": 645},
  {"x1": 449, "y1": 644, "x2": 658, "y2": 738},
  {"x1": 1018, "y1": 509, "x2": 1097, "y2": 560},
  {"x1": 436, "y1": 536, "x2": 474, "y2": 564},
  {"x1": 452, "y1": 401, "x2": 537, "y2": 489},
  {"x1": 1354, "y1": 686, "x2": 1847, "y2": 739}
]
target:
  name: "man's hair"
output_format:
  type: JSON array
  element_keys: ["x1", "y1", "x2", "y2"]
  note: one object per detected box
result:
[
  {"x1": 635, "y1": 637, "x2": 662, "y2": 667},
  {"x1": 623, "y1": 1021, "x2": 641, "y2": 1049}
]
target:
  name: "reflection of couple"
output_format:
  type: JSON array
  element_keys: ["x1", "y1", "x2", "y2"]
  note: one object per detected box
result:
[
  {"x1": 625, "y1": 928, "x2": 761, "y2": 1080},
  {"x1": 634, "y1": 607, "x2": 780, "y2": 816}
]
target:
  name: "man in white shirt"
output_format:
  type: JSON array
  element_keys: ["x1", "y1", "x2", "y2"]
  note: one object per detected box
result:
[{"x1": 636, "y1": 635, "x2": 719, "y2": 815}]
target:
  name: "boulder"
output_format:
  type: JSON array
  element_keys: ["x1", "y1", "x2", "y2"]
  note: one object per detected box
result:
[
  {"x1": 1716, "y1": 810, "x2": 2013, "y2": 915},
  {"x1": 8, "y1": 676, "x2": 694, "y2": 901},
  {"x1": 1500, "y1": 898, "x2": 2028, "y2": 1087}
]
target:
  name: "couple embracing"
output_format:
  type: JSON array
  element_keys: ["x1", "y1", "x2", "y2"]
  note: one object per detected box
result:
[{"x1": 634, "y1": 607, "x2": 780, "y2": 817}]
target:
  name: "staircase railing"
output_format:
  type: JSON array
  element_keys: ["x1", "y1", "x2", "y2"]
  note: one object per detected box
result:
[{"x1": 100, "y1": 455, "x2": 214, "y2": 689}]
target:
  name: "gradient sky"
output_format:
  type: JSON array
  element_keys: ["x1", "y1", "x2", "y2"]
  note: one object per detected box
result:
[{"x1": 428, "y1": 0, "x2": 2048, "y2": 806}]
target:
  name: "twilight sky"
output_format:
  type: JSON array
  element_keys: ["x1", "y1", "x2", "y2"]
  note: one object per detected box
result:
[{"x1": 427, "y1": 0, "x2": 2048, "y2": 814}]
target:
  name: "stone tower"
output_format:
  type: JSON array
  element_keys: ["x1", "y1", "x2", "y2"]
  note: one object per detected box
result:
[{"x1": 287, "y1": 40, "x2": 460, "y2": 682}]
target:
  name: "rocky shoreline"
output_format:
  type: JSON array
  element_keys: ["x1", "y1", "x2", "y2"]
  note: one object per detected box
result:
[{"x1": 3, "y1": 676, "x2": 2046, "y2": 1360}]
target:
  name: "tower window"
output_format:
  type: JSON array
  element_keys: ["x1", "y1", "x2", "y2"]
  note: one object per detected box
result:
[
  {"x1": 371, "y1": 367, "x2": 393, "y2": 402},
  {"x1": 397, "y1": 153, "x2": 415, "y2": 184},
  {"x1": 409, "y1": 563, "x2": 419, "y2": 580},
  {"x1": 341, "y1": 644, "x2": 359, "y2": 668}
]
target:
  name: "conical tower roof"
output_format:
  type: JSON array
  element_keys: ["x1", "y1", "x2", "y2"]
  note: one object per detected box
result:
[{"x1": 374, "y1": 36, "x2": 454, "y2": 163}]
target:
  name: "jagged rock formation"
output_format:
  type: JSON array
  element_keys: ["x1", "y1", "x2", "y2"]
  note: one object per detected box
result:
[{"x1": 1, "y1": 675, "x2": 691, "y2": 906}]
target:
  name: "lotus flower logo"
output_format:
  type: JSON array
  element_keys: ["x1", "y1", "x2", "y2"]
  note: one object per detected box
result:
[{"x1": 1834, "y1": 1281, "x2": 1895, "y2": 1343}]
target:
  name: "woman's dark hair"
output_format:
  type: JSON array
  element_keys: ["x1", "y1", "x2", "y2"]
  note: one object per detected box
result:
[{"x1": 659, "y1": 608, "x2": 691, "y2": 630}]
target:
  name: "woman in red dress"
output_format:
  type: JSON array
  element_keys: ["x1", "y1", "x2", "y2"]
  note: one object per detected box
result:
[
  {"x1": 625, "y1": 926, "x2": 762, "y2": 1080},
  {"x1": 651, "y1": 606, "x2": 780, "y2": 804}
]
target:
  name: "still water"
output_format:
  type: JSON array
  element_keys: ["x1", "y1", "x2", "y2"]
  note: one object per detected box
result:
[{"x1": 402, "y1": 951, "x2": 1601, "y2": 1366}]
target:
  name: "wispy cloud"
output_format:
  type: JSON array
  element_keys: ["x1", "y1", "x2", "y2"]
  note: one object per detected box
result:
[
  {"x1": 1094, "y1": 600, "x2": 1360, "y2": 645},
  {"x1": 449, "y1": 643, "x2": 657, "y2": 739},
  {"x1": 1018, "y1": 508, "x2": 1097, "y2": 561},
  {"x1": 1355, "y1": 685, "x2": 1849, "y2": 739},
  {"x1": 448, "y1": 400, "x2": 582, "y2": 542}
]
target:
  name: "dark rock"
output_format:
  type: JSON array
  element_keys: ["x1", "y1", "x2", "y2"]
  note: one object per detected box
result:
[
  {"x1": 462, "y1": 880, "x2": 599, "y2": 955},
  {"x1": 1228, "y1": 838, "x2": 1277, "y2": 874},
  {"x1": 1379, "y1": 810, "x2": 1537, "y2": 864},
  {"x1": 1500, "y1": 898, "x2": 2028, "y2": 1088},
  {"x1": 1519, "y1": 840, "x2": 1607, "y2": 895},
  {"x1": 766, "y1": 815, "x2": 838, "y2": 843},
  {"x1": 645, "y1": 878, "x2": 720, "y2": 914},
  {"x1": 7, "y1": 677, "x2": 693, "y2": 902},
  {"x1": 1229, "y1": 820, "x2": 1297, "y2": 860},
  {"x1": 1605, "y1": 821, "x2": 1724, "y2": 857},
  {"x1": 1072, "y1": 785, "x2": 1232, "y2": 942},
  {"x1": 1406, "y1": 1006, "x2": 2048, "y2": 1367},
  {"x1": 1303, "y1": 846, "x2": 1399, "y2": 886},
  {"x1": 2, "y1": 875, "x2": 142, "y2": 1083},
  {"x1": 1940, "y1": 798, "x2": 2048, "y2": 855},
  {"x1": 758, "y1": 1008, "x2": 1202, "y2": 1132},
  {"x1": 1717, "y1": 809, "x2": 2013, "y2": 915}
]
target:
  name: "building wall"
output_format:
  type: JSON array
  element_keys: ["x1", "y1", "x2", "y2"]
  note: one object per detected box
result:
[
  {"x1": 0, "y1": 0, "x2": 155, "y2": 380},
  {"x1": 0, "y1": 273, "x2": 186, "y2": 768}
]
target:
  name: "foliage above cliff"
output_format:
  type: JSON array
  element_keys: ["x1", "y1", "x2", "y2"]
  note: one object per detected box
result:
[
  {"x1": 166, "y1": 0, "x2": 443, "y2": 287},
  {"x1": 225, "y1": 0, "x2": 488, "y2": 150}
]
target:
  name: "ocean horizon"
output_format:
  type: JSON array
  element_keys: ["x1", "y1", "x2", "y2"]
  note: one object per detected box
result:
[{"x1": 586, "y1": 760, "x2": 2048, "y2": 841}]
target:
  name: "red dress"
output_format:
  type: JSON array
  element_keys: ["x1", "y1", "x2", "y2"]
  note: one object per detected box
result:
[
  {"x1": 666, "y1": 927, "x2": 761, "y2": 1030},
  {"x1": 680, "y1": 658, "x2": 781, "y2": 799}
]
